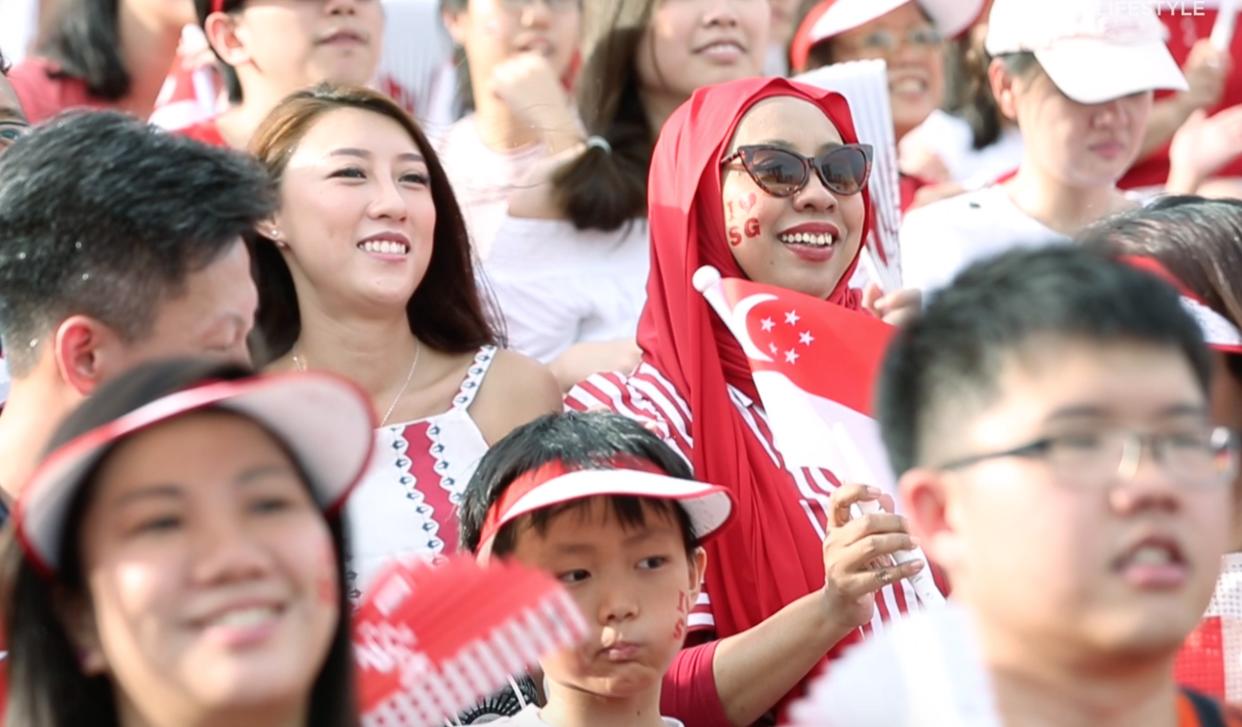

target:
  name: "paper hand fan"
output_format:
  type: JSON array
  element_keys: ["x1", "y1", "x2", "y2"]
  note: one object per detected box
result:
[
  {"x1": 1176, "y1": 552, "x2": 1242, "y2": 703},
  {"x1": 795, "y1": 59, "x2": 904, "y2": 293},
  {"x1": 354, "y1": 555, "x2": 588, "y2": 726}
]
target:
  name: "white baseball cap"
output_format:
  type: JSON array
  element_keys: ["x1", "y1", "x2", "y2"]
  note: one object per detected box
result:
[
  {"x1": 15, "y1": 371, "x2": 377, "y2": 575},
  {"x1": 476, "y1": 462, "x2": 736, "y2": 560},
  {"x1": 986, "y1": 0, "x2": 1188, "y2": 104},
  {"x1": 791, "y1": 0, "x2": 985, "y2": 71}
]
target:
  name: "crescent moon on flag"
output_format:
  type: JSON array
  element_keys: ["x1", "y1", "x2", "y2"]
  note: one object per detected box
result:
[{"x1": 730, "y1": 293, "x2": 778, "y2": 362}]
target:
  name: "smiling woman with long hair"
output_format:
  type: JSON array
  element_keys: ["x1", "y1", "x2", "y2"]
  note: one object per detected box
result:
[{"x1": 1, "y1": 358, "x2": 373, "y2": 727}]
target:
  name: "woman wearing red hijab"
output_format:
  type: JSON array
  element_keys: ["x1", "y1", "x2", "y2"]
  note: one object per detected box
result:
[{"x1": 567, "y1": 76, "x2": 925, "y2": 720}]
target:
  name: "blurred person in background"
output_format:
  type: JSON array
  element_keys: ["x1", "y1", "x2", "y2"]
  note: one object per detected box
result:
[
  {"x1": 183, "y1": 0, "x2": 383, "y2": 148},
  {"x1": 7, "y1": 0, "x2": 194, "y2": 122},
  {"x1": 789, "y1": 0, "x2": 983, "y2": 210},
  {"x1": 437, "y1": 0, "x2": 584, "y2": 260},
  {"x1": 483, "y1": 0, "x2": 769, "y2": 389},
  {"x1": 900, "y1": 0, "x2": 1186, "y2": 294}
]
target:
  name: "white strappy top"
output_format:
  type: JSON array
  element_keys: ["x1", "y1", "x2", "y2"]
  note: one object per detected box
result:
[{"x1": 345, "y1": 345, "x2": 498, "y2": 598}]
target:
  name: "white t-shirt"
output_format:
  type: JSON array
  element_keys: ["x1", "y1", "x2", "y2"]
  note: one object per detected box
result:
[
  {"x1": 491, "y1": 705, "x2": 685, "y2": 727},
  {"x1": 787, "y1": 602, "x2": 1002, "y2": 727},
  {"x1": 899, "y1": 185, "x2": 1065, "y2": 294},
  {"x1": 900, "y1": 110, "x2": 1025, "y2": 190},
  {"x1": 483, "y1": 217, "x2": 649, "y2": 362},
  {"x1": 436, "y1": 114, "x2": 548, "y2": 261}
]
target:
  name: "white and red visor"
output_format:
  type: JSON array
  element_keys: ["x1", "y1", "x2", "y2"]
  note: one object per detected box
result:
[
  {"x1": 1124, "y1": 256, "x2": 1242, "y2": 355},
  {"x1": 476, "y1": 459, "x2": 735, "y2": 561},
  {"x1": 16, "y1": 371, "x2": 376, "y2": 575}
]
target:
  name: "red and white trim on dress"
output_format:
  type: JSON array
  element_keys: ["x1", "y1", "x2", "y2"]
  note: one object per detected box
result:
[{"x1": 566, "y1": 362, "x2": 918, "y2": 638}]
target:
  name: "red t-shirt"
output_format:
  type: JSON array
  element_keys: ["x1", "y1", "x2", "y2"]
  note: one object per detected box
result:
[
  {"x1": 7, "y1": 57, "x2": 108, "y2": 124},
  {"x1": 661, "y1": 641, "x2": 729, "y2": 727},
  {"x1": 176, "y1": 118, "x2": 228, "y2": 148},
  {"x1": 1121, "y1": 7, "x2": 1242, "y2": 189}
]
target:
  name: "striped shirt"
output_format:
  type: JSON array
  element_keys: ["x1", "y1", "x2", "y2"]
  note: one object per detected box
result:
[{"x1": 566, "y1": 362, "x2": 917, "y2": 641}]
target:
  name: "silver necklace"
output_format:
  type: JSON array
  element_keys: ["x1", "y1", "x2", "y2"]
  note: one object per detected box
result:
[{"x1": 292, "y1": 340, "x2": 422, "y2": 427}]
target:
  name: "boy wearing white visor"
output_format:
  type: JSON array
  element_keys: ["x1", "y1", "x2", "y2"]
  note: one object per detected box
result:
[{"x1": 900, "y1": 0, "x2": 1189, "y2": 295}]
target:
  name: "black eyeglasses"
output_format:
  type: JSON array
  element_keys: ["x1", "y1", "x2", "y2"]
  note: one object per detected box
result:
[
  {"x1": 720, "y1": 144, "x2": 873, "y2": 198},
  {"x1": 935, "y1": 426, "x2": 1240, "y2": 488}
]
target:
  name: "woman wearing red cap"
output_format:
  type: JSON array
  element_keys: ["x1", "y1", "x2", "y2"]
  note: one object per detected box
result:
[
  {"x1": 0, "y1": 358, "x2": 374, "y2": 727},
  {"x1": 790, "y1": 0, "x2": 984, "y2": 209},
  {"x1": 566, "y1": 76, "x2": 926, "y2": 721}
]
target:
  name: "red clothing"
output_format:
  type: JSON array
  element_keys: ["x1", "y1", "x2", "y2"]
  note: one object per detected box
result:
[
  {"x1": 177, "y1": 118, "x2": 228, "y2": 148},
  {"x1": 7, "y1": 57, "x2": 108, "y2": 124},
  {"x1": 899, "y1": 172, "x2": 928, "y2": 212},
  {"x1": 571, "y1": 77, "x2": 891, "y2": 718},
  {"x1": 1122, "y1": 7, "x2": 1242, "y2": 189},
  {"x1": 661, "y1": 641, "x2": 729, "y2": 727}
]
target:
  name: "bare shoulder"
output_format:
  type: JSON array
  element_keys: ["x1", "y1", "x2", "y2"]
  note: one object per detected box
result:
[{"x1": 471, "y1": 349, "x2": 563, "y2": 445}]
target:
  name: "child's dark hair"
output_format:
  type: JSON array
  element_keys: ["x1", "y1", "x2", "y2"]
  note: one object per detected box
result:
[
  {"x1": 877, "y1": 245, "x2": 1213, "y2": 478},
  {"x1": 459, "y1": 411, "x2": 698, "y2": 556}
]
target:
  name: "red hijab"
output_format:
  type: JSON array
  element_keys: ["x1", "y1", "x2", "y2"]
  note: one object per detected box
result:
[{"x1": 638, "y1": 77, "x2": 871, "y2": 640}]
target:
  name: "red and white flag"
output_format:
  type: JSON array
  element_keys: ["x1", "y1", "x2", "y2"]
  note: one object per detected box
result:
[
  {"x1": 354, "y1": 555, "x2": 588, "y2": 726},
  {"x1": 693, "y1": 266, "x2": 943, "y2": 606},
  {"x1": 1176, "y1": 553, "x2": 1242, "y2": 703}
]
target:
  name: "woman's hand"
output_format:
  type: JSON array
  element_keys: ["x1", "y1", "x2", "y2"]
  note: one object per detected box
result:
[
  {"x1": 821, "y1": 484, "x2": 925, "y2": 631},
  {"x1": 491, "y1": 54, "x2": 583, "y2": 154},
  {"x1": 1167, "y1": 105, "x2": 1242, "y2": 194},
  {"x1": 863, "y1": 284, "x2": 921, "y2": 326}
]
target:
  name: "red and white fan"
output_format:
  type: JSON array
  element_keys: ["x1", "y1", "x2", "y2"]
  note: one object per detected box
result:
[
  {"x1": 354, "y1": 555, "x2": 588, "y2": 726},
  {"x1": 795, "y1": 59, "x2": 904, "y2": 293}
]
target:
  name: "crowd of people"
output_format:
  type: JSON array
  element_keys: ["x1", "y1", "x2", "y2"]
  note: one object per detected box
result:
[{"x1": 0, "y1": 0, "x2": 1241, "y2": 725}]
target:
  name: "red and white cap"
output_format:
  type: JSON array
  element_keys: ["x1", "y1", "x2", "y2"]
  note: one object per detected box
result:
[
  {"x1": 986, "y1": 0, "x2": 1187, "y2": 104},
  {"x1": 1123, "y1": 256, "x2": 1242, "y2": 355},
  {"x1": 790, "y1": 0, "x2": 985, "y2": 72},
  {"x1": 476, "y1": 458, "x2": 736, "y2": 560},
  {"x1": 15, "y1": 372, "x2": 377, "y2": 575}
]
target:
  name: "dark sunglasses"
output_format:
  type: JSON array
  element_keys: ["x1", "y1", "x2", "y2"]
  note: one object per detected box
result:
[{"x1": 721, "y1": 143, "x2": 874, "y2": 198}]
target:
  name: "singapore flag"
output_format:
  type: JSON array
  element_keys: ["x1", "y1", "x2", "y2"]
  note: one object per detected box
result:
[{"x1": 694, "y1": 266, "x2": 943, "y2": 606}]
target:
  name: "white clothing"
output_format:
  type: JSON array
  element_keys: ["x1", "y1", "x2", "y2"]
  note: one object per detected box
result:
[
  {"x1": 377, "y1": 0, "x2": 457, "y2": 136},
  {"x1": 0, "y1": 357, "x2": 8, "y2": 406},
  {"x1": 436, "y1": 114, "x2": 547, "y2": 260},
  {"x1": 899, "y1": 185, "x2": 1064, "y2": 294},
  {"x1": 345, "y1": 345, "x2": 497, "y2": 598},
  {"x1": 491, "y1": 705, "x2": 685, "y2": 727},
  {"x1": 787, "y1": 602, "x2": 1002, "y2": 727},
  {"x1": 901, "y1": 110, "x2": 1025, "y2": 189},
  {"x1": 485, "y1": 217, "x2": 649, "y2": 362},
  {"x1": 0, "y1": 0, "x2": 38, "y2": 64}
]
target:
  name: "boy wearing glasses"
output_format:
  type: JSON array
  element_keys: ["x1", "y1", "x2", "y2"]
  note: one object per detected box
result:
[{"x1": 791, "y1": 245, "x2": 1241, "y2": 725}]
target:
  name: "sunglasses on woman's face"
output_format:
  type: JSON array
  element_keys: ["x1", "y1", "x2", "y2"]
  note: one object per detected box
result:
[{"x1": 721, "y1": 143, "x2": 873, "y2": 198}]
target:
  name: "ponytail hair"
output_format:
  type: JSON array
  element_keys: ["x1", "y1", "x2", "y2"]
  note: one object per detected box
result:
[{"x1": 549, "y1": 0, "x2": 656, "y2": 232}]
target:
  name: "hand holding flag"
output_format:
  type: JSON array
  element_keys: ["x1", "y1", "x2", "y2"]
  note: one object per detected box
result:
[{"x1": 693, "y1": 266, "x2": 943, "y2": 607}]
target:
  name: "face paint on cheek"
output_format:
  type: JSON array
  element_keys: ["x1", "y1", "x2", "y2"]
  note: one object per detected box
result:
[
  {"x1": 738, "y1": 192, "x2": 757, "y2": 212},
  {"x1": 744, "y1": 218, "x2": 761, "y2": 238},
  {"x1": 671, "y1": 590, "x2": 690, "y2": 643},
  {"x1": 727, "y1": 226, "x2": 743, "y2": 247}
]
